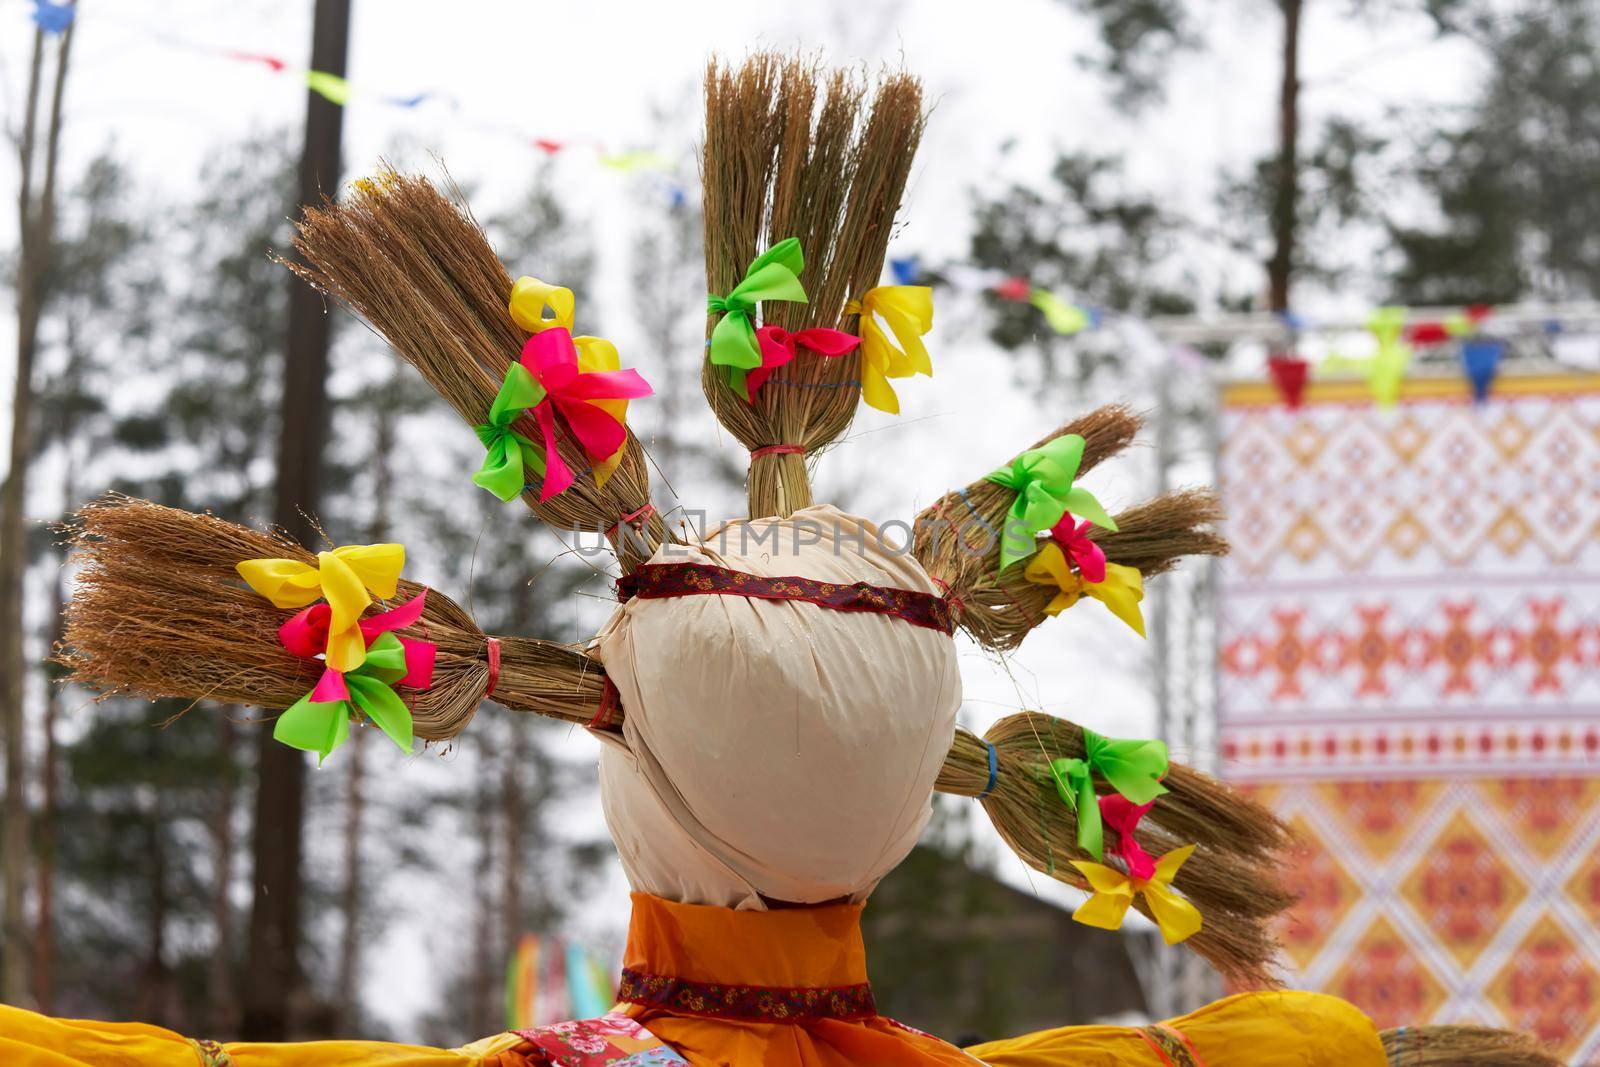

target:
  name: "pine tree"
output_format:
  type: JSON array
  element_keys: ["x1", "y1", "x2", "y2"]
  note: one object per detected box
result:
[
  {"x1": 1388, "y1": 0, "x2": 1600, "y2": 304},
  {"x1": 47, "y1": 133, "x2": 297, "y2": 1030}
]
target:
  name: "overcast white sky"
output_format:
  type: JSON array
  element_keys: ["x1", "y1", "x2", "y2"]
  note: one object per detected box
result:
[{"x1": 0, "y1": 0, "x2": 1486, "y2": 1040}]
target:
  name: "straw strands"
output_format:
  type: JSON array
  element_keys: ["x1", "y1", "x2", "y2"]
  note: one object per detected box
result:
[
  {"x1": 701, "y1": 54, "x2": 925, "y2": 519},
  {"x1": 912, "y1": 404, "x2": 1229, "y2": 651},
  {"x1": 283, "y1": 169, "x2": 669, "y2": 571},
  {"x1": 58, "y1": 496, "x2": 605, "y2": 741}
]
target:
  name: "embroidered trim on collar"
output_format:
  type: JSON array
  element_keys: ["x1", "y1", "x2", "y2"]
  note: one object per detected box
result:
[{"x1": 618, "y1": 966, "x2": 877, "y2": 1023}]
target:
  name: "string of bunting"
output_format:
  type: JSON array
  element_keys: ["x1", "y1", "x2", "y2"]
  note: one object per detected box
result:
[
  {"x1": 888, "y1": 255, "x2": 1545, "y2": 411},
  {"x1": 33, "y1": 3, "x2": 684, "y2": 183}
]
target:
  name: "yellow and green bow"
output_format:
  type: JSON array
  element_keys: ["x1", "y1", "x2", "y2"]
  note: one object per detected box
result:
[
  {"x1": 273, "y1": 630, "x2": 415, "y2": 763},
  {"x1": 1070, "y1": 843, "x2": 1203, "y2": 945},
  {"x1": 844, "y1": 285, "x2": 933, "y2": 414},
  {"x1": 1024, "y1": 542, "x2": 1146, "y2": 637},
  {"x1": 236, "y1": 543, "x2": 404, "y2": 672},
  {"x1": 707, "y1": 239, "x2": 808, "y2": 388},
  {"x1": 986, "y1": 434, "x2": 1117, "y2": 570},
  {"x1": 1047, "y1": 727, "x2": 1169, "y2": 860}
]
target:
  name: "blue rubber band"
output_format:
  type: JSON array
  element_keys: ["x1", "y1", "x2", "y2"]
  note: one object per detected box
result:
[{"x1": 978, "y1": 741, "x2": 999, "y2": 799}]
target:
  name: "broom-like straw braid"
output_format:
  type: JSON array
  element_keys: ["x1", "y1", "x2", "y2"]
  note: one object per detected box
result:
[
  {"x1": 913, "y1": 404, "x2": 1223, "y2": 651},
  {"x1": 937, "y1": 712, "x2": 1293, "y2": 985},
  {"x1": 281, "y1": 169, "x2": 669, "y2": 571},
  {"x1": 58, "y1": 497, "x2": 605, "y2": 740},
  {"x1": 1379, "y1": 1026, "x2": 1563, "y2": 1066},
  {"x1": 701, "y1": 54, "x2": 925, "y2": 519}
]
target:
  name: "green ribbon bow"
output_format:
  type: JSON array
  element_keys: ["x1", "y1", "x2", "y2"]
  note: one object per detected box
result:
[
  {"x1": 274, "y1": 631, "x2": 416, "y2": 763},
  {"x1": 472, "y1": 362, "x2": 549, "y2": 502},
  {"x1": 706, "y1": 238, "x2": 808, "y2": 391},
  {"x1": 1047, "y1": 727, "x2": 1170, "y2": 860},
  {"x1": 986, "y1": 433, "x2": 1118, "y2": 571}
]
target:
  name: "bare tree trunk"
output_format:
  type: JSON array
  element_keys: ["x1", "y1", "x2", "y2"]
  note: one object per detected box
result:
[
  {"x1": 333, "y1": 375, "x2": 398, "y2": 1030},
  {"x1": 333, "y1": 726, "x2": 366, "y2": 1028},
  {"x1": 501, "y1": 721, "x2": 524, "y2": 965},
  {"x1": 1266, "y1": 0, "x2": 1303, "y2": 312},
  {"x1": 2, "y1": 7, "x2": 76, "y2": 1006},
  {"x1": 208, "y1": 714, "x2": 237, "y2": 1034},
  {"x1": 32, "y1": 357, "x2": 78, "y2": 1014},
  {"x1": 469, "y1": 759, "x2": 498, "y2": 1038},
  {"x1": 136, "y1": 797, "x2": 177, "y2": 1029},
  {"x1": 241, "y1": 0, "x2": 349, "y2": 1040}
]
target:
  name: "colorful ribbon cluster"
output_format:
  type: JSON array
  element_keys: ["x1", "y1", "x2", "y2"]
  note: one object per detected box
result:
[
  {"x1": 1024, "y1": 516, "x2": 1145, "y2": 637},
  {"x1": 474, "y1": 280, "x2": 653, "y2": 502},
  {"x1": 237, "y1": 544, "x2": 436, "y2": 762},
  {"x1": 707, "y1": 241, "x2": 935, "y2": 413},
  {"x1": 1045, "y1": 726, "x2": 1168, "y2": 861},
  {"x1": 1045, "y1": 740, "x2": 1201, "y2": 945},
  {"x1": 986, "y1": 433, "x2": 1117, "y2": 571}
]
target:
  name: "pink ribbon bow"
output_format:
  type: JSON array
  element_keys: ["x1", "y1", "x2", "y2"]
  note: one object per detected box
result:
[
  {"x1": 747, "y1": 325, "x2": 862, "y2": 401},
  {"x1": 1099, "y1": 793, "x2": 1157, "y2": 881},
  {"x1": 279, "y1": 590, "x2": 437, "y2": 701},
  {"x1": 520, "y1": 328, "x2": 653, "y2": 500},
  {"x1": 1049, "y1": 514, "x2": 1108, "y2": 584}
]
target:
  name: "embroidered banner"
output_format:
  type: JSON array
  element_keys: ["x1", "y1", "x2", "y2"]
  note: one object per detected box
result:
[{"x1": 1216, "y1": 373, "x2": 1600, "y2": 1060}]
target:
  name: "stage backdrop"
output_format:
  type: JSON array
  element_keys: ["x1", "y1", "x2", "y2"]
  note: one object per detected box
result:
[{"x1": 1215, "y1": 371, "x2": 1600, "y2": 1061}]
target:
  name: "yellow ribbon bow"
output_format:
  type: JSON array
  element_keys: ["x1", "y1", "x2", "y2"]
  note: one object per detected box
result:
[
  {"x1": 1023, "y1": 541, "x2": 1146, "y2": 637},
  {"x1": 508, "y1": 277, "x2": 629, "y2": 486},
  {"x1": 236, "y1": 543, "x2": 405, "y2": 672},
  {"x1": 1070, "y1": 843, "x2": 1203, "y2": 945},
  {"x1": 844, "y1": 285, "x2": 933, "y2": 415}
]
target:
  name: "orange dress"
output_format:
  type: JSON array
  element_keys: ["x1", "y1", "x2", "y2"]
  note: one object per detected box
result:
[{"x1": 0, "y1": 892, "x2": 1386, "y2": 1066}]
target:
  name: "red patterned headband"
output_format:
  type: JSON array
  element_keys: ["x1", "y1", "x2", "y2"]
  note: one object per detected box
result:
[{"x1": 616, "y1": 562, "x2": 956, "y2": 636}]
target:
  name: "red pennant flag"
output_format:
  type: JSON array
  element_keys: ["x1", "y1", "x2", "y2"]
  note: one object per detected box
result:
[
  {"x1": 1404, "y1": 321, "x2": 1451, "y2": 345},
  {"x1": 994, "y1": 276, "x2": 1032, "y2": 302},
  {"x1": 228, "y1": 51, "x2": 289, "y2": 73},
  {"x1": 1267, "y1": 354, "x2": 1310, "y2": 409}
]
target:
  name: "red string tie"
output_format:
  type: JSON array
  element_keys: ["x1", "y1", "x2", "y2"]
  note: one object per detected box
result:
[
  {"x1": 607, "y1": 503, "x2": 655, "y2": 538},
  {"x1": 588, "y1": 678, "x2": 620, "y2": 731},
  {"x1": 749, "y1": 443, "x2": 806, "y2": 461},
  {"x1": 484, "y1": 637, "x2": 502, "y2": 696}
]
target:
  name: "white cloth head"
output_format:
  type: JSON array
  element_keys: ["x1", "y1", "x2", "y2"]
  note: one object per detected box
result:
[{"x1": 594, "y1": 505, "x2": 961, "y2": 910}]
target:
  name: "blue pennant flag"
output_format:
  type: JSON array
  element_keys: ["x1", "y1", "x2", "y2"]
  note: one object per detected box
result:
[
  {"x1": 889, "y1": 256, "x2": 920, "y2": 286},
  {"x1": 1461, "y1": 338, "x2": 1505, "y2": 404},
  {"x1": 31, "y1": 0, "x2": 75, "y2": 35}
]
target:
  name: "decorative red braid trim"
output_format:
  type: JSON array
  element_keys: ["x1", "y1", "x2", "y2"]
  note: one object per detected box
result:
[
  {"x1": 484, "y1": 637, "x2": 501, "y2": 696},
  {"x1": 616, "y1": 563, "x2": 955, "y2": 636},
  {"x1": 749, "y1": 443, "x2": 806, "y2": 460}
]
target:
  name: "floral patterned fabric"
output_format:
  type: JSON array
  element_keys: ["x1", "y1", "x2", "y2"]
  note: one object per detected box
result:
[
  {"x1": 615, "y1": 561, "x2": 956, "y2": 635},
  {"x1": 513, "y1": 1012, "x2": 689, "y2": 1066},
  {"x1": 617, "y1": 966, "x2": 876, "y2": 1022}
]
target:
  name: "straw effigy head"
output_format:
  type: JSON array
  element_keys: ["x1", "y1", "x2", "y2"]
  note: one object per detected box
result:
[{"x1": 593, "y1": 505, "x2": 959, "y2": 908}]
